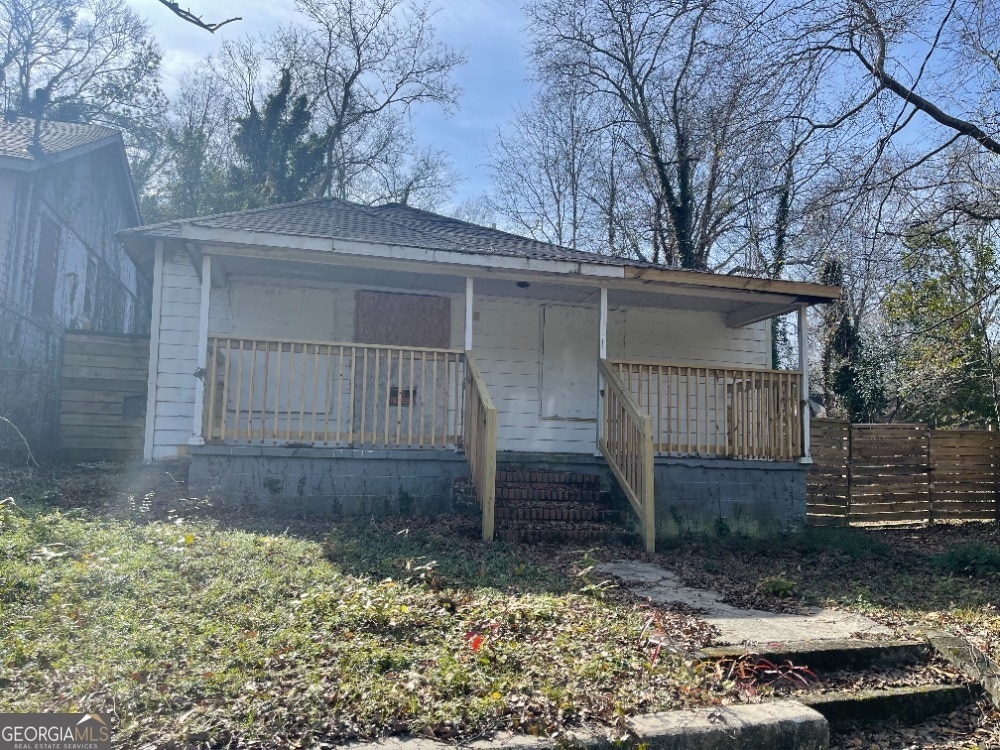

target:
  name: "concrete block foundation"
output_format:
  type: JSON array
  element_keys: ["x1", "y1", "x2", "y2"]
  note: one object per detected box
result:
[
  {"x1": 188, "y1": 445, "x2": 469, "y2": 516},
  {"x1": 187, "y1": 446, "x2": 808, "y2": 533}
]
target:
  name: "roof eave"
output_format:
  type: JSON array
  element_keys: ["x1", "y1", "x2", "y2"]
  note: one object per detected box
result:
[{"x1": 122, "y1": 223, "x2": 841, "y2": 306}]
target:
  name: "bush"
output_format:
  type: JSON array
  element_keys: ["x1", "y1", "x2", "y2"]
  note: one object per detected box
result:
[
  {"x1": 757, "y1": 575, "x2": 798, "y2": 597},
  {"x1": 933, "y1": 542, "x2": 1000, "y2": 577}
]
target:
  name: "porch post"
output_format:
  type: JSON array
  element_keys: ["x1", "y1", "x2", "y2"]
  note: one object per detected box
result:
[
  {"x1": 597, "y1": 286, "x2": 608, "y2": 451},
  {"x1": 190, "y1": 253, "x2": 211, "y2": 446},
  {"x1": 465, "y1": 277, "x2": 474, "y2": 350},
  {"x1": 797, "y1": 303, "x2": 812, "y2": 463}
]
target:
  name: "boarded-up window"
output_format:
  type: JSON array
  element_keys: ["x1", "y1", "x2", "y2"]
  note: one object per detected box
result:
[
  {"x1": 32, "y1": 218, "x2": 59, "y2": 317},
  {"x1": 355, "y1": 291, "x2": 451, "y2": 348}
]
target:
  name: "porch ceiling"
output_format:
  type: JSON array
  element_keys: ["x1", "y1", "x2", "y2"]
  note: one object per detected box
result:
[{"x1": 212, "y1": 253, "x2": 802, "y2": 322}]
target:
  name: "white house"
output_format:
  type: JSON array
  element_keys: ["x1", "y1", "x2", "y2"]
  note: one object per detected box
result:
[
  {"x1": 120, "y1": 198, "x2": 839, "y2": 550},
  {"x1": 0, "y1": 117, "x2": 149, "y2": 452}
]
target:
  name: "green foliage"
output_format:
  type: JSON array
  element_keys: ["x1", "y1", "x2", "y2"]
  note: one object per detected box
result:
[
  {"x1": 229, "y1": 69, "x2": 325, "y2": 209},
  {"x1": 818, "y1": 256, "x2": 887, "y2": 422},
  {"x1": 932, "y1": 542, "x2": 1000, "y2": 578},
  {"x1": 143, "y1": 122, "x2": 232, "y2": 222},
  {"x1": 757, "y1": 575, "x2": 797, "y2": 597},
  {"x1": 884, "y1": 229, "x2": 1000, "y2": 428}
]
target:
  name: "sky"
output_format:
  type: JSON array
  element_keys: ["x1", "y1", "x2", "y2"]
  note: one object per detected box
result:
[{"x1": 131, "y1": 0, "x2": 533, "y2": 203}]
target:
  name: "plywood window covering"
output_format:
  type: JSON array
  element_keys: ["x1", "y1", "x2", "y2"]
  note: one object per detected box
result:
[
  {"x1": 32, "y1": 218, "x2": 60, "y2": 317},
  {"x1": 355, "y1": 291, "x2": 451, "y2": 349}
]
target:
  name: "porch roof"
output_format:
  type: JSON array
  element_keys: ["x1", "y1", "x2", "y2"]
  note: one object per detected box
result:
[{"x1": 119, "y1": 197, "x2": 840, "y2": 313}]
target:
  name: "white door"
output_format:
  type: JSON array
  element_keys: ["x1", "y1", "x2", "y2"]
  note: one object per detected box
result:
[{"x1": 540, "y1": 304, "x2": 598, "y2": 420}]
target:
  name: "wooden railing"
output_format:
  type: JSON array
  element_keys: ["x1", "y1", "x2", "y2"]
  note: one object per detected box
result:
[
  {"x1": 204, "y1": 336, "x2": 465, "y2": 448},
  {"x1": 611, "y1": 360, "x2": 802, "y2": 461},
  {"x1": 599, "y1": 359, "x2": 655, "y2": 553},
  {"x1": 462, "y1": 352, "x2": 497, "y2": 541}
]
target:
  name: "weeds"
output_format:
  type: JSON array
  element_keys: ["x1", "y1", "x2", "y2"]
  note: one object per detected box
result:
[
  {"x1": 718, "y1": 655, "x2": 816, "y2": 700},
  {"x1": 933, "y1": 542, "x2": 1000, "y2": 578}
]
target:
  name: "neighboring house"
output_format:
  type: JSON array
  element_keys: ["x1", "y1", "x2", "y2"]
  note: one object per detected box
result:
[
  {"x1": 0, "y1": 117, "x2": 150, "y2": 451},
  {"x1": 119, "y1": 198, "x2": 839, "y2": 549}
]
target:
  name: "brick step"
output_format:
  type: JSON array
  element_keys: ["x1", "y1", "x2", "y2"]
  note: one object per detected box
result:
[
  {"x1": 497, "y1": 519, "x2": 639, "y2": 546},
  {"x1": 495, "y1": 469, "x2": 602, "y2": 488},
  {"x1": 495, "y1": 500, "x2": 622, "y2": 523},
  {"x1": 494, "y1": 483, "x2": 608, "y2": 502}
]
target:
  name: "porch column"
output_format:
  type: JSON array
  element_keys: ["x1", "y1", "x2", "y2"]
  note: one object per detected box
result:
[
  {"x1": 797, "y1": 303, "x2": 812, "y2": 463},
  {"x1": 189, "y1": 253, "x2": 212, "y2": 446},
  {"x1": 465, "y1": 277, "x2": 474, "y2": 350},
  {"x1": 596, "y1": 286, "x2": 608, "y2": 451}
]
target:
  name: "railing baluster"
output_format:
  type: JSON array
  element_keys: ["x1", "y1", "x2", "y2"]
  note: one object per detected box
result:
[
  {"x1": 311, "y1": 344, "x2": 320, "y2": 441},
  {"x1": 323, "y1": 345, "x2": 333, "y2": 443},
  {"x1": 371, "y1": 347, "x2": 382, "y2": 445},
  {"x1": 359, "y1": 347, "x2": 368, "y2": 447},
  {"x1": 347, "y1": 347, "x2": 356, "y2": 446},
  {"x1": 395, "y1": 349, "x2": 403, "y2": 446},
  {"x1": 330, "y1": 345, "x2": 339, "y2": 444},
  {"x1": 383, "y1": 348, "x2": 392, "y2": 446},
  {"x1": 233, "y1": 339, "x2": 244, "y2": 441},
  {"x1": 408, "y1": 349, "x2": 415, "y2": 447},
  {"x1": 294, "y1": 343, "x2": 304, "y2": 440},
  {"x1": 431, "y1": 353, "x2": 438, "y2": 447}
]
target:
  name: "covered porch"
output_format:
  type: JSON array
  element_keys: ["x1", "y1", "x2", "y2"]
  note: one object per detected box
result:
[{"x1": 171, "y1": 247, "x2": 817, "y2": 552}]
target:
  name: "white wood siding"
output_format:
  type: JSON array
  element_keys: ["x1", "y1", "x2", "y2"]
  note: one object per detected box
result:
[
  {"x1": 618, "y1": 308, "x2": 768, "y2": 368},
  {"x1": 150, "y1": 251, "x2": 199, "y2": 458}
]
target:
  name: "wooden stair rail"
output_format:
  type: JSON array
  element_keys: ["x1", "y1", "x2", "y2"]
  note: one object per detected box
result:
[
  {"x1": 599, "y1": 359, "x2": 656, "y2": 553},
  {"x1": 462, "y1": 352, "x2": 498, "y2": 541}
]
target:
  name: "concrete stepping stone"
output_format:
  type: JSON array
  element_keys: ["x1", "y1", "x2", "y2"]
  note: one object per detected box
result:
[{"x1": 596, "y1": 560, "x2": 891, "y2": 645}]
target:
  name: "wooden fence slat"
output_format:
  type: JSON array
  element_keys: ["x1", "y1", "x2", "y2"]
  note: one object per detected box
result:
[{"x1": 808, "y1": 420, "x2": 998, "y2": 527}]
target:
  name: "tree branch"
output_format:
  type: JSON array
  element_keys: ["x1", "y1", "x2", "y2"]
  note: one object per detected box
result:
[{"x1": 155, "y1": 1, "x2": 241, "y2": 33}]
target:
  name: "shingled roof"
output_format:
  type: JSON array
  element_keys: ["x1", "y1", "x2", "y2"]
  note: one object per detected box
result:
[
  {"x1": 122, "y1": 197, "x2": 658, "y2": 268},
  {"x1": 0, "y1": 117, "x2": 119, "y2": 162}
]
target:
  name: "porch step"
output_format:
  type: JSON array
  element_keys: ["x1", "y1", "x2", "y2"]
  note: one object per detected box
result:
[
  {"x1": 493, "y1": 465, "x2": 637, "y2": 547},
  {"x1": 495, "y1": 483, "x2": 609, "y2": 503},
  {"x1": 497, "y1": 519, "x2": 639, "y2": 545},
  {"x1": 495, "y1": 468, "x2": 608, "y2": 503},
  {"x1": 495, "y1": 500, "x2": 622, "y2": 523}
]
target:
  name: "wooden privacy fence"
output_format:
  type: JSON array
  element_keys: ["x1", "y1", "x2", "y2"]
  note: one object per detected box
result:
[
  {"x1": 808, "y1": 420, "x2": 1000, "y2": 526},
  {"x1": 204, "y1": 336, "x2": 465, "y2": 448},
  {"x1": 610, "y1": 360, "x2": 802, "y2": 461},
  {"x1": 59, "y1": 332, "x2": 149, "y2": 461}
]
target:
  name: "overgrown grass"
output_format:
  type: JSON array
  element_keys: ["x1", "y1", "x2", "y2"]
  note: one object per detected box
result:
[
  {"x1": 932, "y1": 542, "x2": 1000, "y2": 578},
  {"x1": 0, "y1": 485, "x2": 727, "y2": 747}
]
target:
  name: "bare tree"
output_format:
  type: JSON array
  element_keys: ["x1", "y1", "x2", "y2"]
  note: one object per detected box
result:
[
  {"x1": 489, "y1": 83, "x2": 599, "y2": 250},
  {"x1": 293, "y1": 0, "x2": 464, "y2": 200},
  {"x1": 0, "y1": 0, "x2": 162, "y2": 125},
  {"x1": 524, "y1": 0, "x2": 804, "y2": 271}
]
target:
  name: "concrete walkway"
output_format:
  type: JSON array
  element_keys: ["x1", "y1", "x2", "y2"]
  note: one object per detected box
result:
[{"x1": 596, "y1": 560, "x2": 891, "y2": 645}]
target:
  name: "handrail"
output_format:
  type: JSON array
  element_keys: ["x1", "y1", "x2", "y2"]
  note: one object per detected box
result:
[
  {"x1": 462, "y1": 352, "x2": 497, "y2": 541},
  {"x1": 204, "y1": 336, "x2": 464, "y2": 448},
  {"x1": 599, "y1": 359, "x2": 656, "y2": 553},
  {"x1": 610, "y1": 359, "x2": 802, "y2": 461}
]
